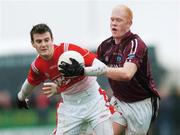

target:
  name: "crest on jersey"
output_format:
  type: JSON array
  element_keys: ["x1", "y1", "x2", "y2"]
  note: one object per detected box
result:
[{"x1": 116, "y1": 55, "x2": 122, "y2": 62}]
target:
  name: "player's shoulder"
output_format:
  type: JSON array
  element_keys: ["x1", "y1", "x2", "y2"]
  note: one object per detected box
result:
[
  {"x1": 32, "y1": 55, "x2": 41, "y2": 65},
  {"x1": 100, "y1": 36, "x2": 113, "y2": 46},
  {"x1": 133, "y1": 34, "x2": 147, "y2": 47},
  {"x1": 55, "y1": 42, "x2": 83, "y2": 51},
  {"x1": 126, "y1": 34, "x2": 148, "y2": 51},
  {"x1": 30, "y1": 55, "x2": 42, "y2": 74},
  {"x1": 98, "y1": 36, "x2": 113, "y2": 52},
  {"x1": 55, "y1": 42, "x2": 89, "y2": 57}
]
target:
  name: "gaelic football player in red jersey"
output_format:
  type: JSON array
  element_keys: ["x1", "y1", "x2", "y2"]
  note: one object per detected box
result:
[
  {"x1": 16, "y1": 23, "x2": 113, "y2": 135},
  {"x1": 59, "y1": 5, "x2": 160, "y2": 135}
]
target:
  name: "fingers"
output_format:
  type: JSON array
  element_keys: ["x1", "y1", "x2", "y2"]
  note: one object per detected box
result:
[
  {"x1": 43, "y1": 90, "x2": 53, "y2": 98},
  {"x1": 43, "y1": 82, "x2": 55, "y2": 87},
  {"x1": 42, "y1": 86, "x2": 51, "y2": 91},
  {"x1": 42, "y1": 84, "x2": 53, "y2": 96},
  {"x1": 43, "y1": 91, "x2": 53, "y2": 98},
  {"x1": 61, "y1": 61, "x2": 69, "y2": 65},
  {"x1": 59, "y1": 64, "x2": 66, "y2": 70},
  {"x1": 25, "y1": 98, "x2": 29, "y2": 102},
  {"x1": 59, "y1": 70, "x2": 66, "y2": 74},
  {"x1": 24, "y1": 103, "x2": 29, "y2": 109},
  {"x1": 46, "y1": 93, "x2": 54, "y2": 98},
  {"x1": 70, "y1": 58, "x2": 79, "y2": 65},
  {"x1": 43, "y1": 89, "x2": 52, "y2": 94},
  {"x1": 42, "y1": 82, "x2": 58, "y2": 98},
  {"x1": 60, "y1": 61, "x2": 70, "y2": 68}
]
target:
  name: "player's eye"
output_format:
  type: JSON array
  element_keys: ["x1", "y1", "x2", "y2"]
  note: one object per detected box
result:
[
  {"x1": 35, "y1": 40, "x2": 42, "y2": 44},
  {"x1": 116, "y1": 18, "x2": 122, "y2": 22},
  {"x1": 45, "y1": 39, "x2": 50, "y2": 42},
  {"x1": 111, "y1": 17, "x2": 114, "y2": 22}
]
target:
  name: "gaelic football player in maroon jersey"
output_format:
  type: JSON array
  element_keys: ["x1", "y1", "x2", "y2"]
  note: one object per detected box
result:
[
  {"x1": 60, "y1": 4, "x2": 160, "y2": 135},
  {"x1": 97, "y1": 5, "x2": 160, "y2": 134}
]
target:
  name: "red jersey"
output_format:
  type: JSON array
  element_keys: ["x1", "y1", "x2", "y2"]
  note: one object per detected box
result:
[{"x1": 27, "y1": 43, "x2": 96, "y2": 92}]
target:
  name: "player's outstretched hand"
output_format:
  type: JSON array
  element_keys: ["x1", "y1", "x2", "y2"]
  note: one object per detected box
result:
[
  {"x1": 17, "y1": 97, "x2": 29, "y2": 109},
  {"x1": 59, "y1": 58, "x2": 84, "y2": 77}
]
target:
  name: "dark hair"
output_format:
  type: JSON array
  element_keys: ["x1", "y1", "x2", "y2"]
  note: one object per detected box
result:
[{"x1": 30, "y1": 23, "x2": 53, "y2": 42}]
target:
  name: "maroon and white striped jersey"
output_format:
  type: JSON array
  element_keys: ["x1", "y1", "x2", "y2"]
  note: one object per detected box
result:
[{"x1": 97, "y1": 31, "x2": 159, "y2": 102}]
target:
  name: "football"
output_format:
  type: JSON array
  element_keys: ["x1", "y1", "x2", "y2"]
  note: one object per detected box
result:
[{"x1": 58, "y1": 51, "x2": 84, "y2": 70}]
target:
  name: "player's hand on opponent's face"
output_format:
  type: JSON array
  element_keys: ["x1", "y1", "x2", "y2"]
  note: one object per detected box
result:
[
  {"x1": 59, "y1": 58, "x2": 84, "y2": 77},
  {"x1": 42, "y1": 82, "x2": 58, "y2": 98},
  {"x1": 17, "y1": 97, "x2": 29, "y2": 109}
]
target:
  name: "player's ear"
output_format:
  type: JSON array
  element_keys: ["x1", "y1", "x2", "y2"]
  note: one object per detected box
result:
[
  {"x1": 127, "y1": 20, "x2": 132, "y2": 28},
  {"x1": 31, "y1": 41, "x2": 36, "y2": 48},
  {"x1": 51, "y1": 37, "x2": 54, "y2": 42}
]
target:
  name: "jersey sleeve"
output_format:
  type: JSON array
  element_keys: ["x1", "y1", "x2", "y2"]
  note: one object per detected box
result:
[
  {"x1": 125, "y1": 38, "x2": 147, "y2": 68},
  {"x1": 68, "y1": 43, "x2": 96, "y2": 66},
  {"x1": 27, "y1": 61, "x2": 45, "y2": 86}
]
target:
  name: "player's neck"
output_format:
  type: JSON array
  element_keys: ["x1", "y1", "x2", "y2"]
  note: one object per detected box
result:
[
  {"x1": 41, "y1": 48, "x2": 54, "y2": 60},
  {"x1": 114, "y1": 39, "x2": 121, "y2": 45}
]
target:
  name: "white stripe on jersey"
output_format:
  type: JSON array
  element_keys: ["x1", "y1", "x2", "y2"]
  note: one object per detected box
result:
[
  {"x1": 64, "y1": 43, "x2": 69, "y2": 52},
  {"x1": 129, "y1": 38, "x2": 138, "y2": 55},
  {"x1": 64, "y1": 42, "x2": 89, "y2": 59},
  {"x1": 130, "y1": 40, "x2": 134, "y2": 54},
  {"x1": 31, "y1": 60, "x2": 39, "y2": 74},
  {"x1": 133, "y1": 39, "x2": 138, "y2": 54},
  {"x1": 126, "y1": 38, "x2": 138, "y2": 62},
  {"x1": 82, "y1": 51, "x2": 90, "y2": 58}
]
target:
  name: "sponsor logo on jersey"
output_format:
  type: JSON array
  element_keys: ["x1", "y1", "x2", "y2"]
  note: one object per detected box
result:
[
  {"x1": 50, "y1": 65, "x2": 57, "y2": 69},
  {"x1": 45, "y1": 72, "x2": 50, "y2": 78},
  {"x1": 127, "y1": 54, "x2": 135, "y2": 59}
]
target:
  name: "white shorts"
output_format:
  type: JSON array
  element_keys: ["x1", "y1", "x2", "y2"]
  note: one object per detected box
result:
[
  {"x1": 56, "y1": 88, "x2": 113, "y2": 135},
  {"x1": 110, "y1": 96, "x2": 152, "y2": 135},
  {"x1": 79, "y1": 121, "x2": 93, "y2": 134},
  {"x1": 53, "y1": 103, "x2": 94, "y2": 135}
]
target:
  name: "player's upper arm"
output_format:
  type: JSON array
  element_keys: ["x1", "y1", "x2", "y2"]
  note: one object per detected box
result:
[
  {"x1": 27, "y1": 61, "x2": 45, "y2": 86},
  {"x1": 123, "y1": 62, "x2": 137, "y2": 80}
]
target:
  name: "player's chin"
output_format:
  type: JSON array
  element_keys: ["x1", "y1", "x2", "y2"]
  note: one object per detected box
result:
[
  {"x1": 111, "y1": 31, "x2": 118, "y2": 37},
  {"x1": 112, "y1": 34, "x2": 119, "y2": 39},
  {"x1": 40, "y1": 52, "x2": 50, "y2": 57}
]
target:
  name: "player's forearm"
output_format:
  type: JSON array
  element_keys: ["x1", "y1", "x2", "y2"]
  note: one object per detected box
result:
[
  {"x1": 84, "y1": 58, "x2": 107, "y2": 76},
  {"x1": 105, "y1": 62, "x2": 137, "y2": 81},
  {"x1": 105, "y1": 67, "x2": 131, "y2": 81},
  {"x1": 18, "y1": 79, "x2": 35, "y2": 101}
]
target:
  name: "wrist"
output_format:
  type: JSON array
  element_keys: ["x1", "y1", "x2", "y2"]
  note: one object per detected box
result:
[
  {"x1": 84, "y1": 65, "x2": 107, "y2": 76},
  {"x1": 18, "y1": 92, "x2": 25, "y2": 101}
]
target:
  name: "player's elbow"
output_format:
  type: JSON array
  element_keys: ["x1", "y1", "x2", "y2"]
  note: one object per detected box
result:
[
  {"x1": 106, "y1": 67, "x2": 134, "y2": 81},
  {"x1": 113, "y1": 72, "x2": 133, "y2": 81},
  {"x1": 122, "y1": 72, "x2": 133, "y2": 81}
]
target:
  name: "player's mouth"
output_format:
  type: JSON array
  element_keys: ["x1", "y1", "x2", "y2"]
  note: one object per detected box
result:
[
  {"x1": 111, "y1": 28, "x2": 117, "y2": 32},
  {"x1": 41, "y1": 48, "x2": 48, "y2": 51},
  {"x1": 111, "y1": 28, "x2": 118, "y2": 33}
]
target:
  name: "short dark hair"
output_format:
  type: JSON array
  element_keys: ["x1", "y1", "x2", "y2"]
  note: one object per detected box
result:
[{"x1": 30, "y1": 23, "x2": 53, "y2": 42}]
